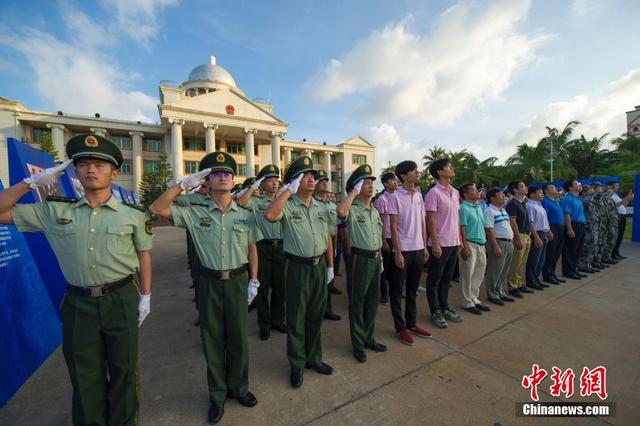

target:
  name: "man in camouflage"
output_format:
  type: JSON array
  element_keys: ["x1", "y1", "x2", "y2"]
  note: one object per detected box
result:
[
  {"x1": 601, "y1": 185, "x2": 620, "y2": 265},
  {"x1": 577, "y1": 186, "x2": 599, "y2": 274}
]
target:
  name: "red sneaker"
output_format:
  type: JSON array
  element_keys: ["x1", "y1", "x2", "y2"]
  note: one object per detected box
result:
[
  {"x1": 396, "y1": 329, "x2": 415, "y2": 346},
  {"x1": 408, "y1": 325, "x2": 432, "y2": 338}
]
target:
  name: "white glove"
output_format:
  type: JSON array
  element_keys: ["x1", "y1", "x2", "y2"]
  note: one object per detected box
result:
[
  {"x1": 247, "y1": 279, "x2": 260, "y2": 305},
  {"x1": 278, "y1": 183, "x2": 290, "y2": 194},
  {"x1": 353, "y1": 180, "x2": 364, "y2": 194},
  {"x1": 23, "y1": 159, "x2": 72, "y2": 189},
  {"x1": 138, "y1": 293, "x2": 151, "y2": 327},
  {"x1": 179, "y1": 168, "x2": 211, "y2": 190},
  {"x1": 380, "y1": 258, "x2": 384, "y2": 273},
  {"x1": 236, "y1": 188, "x2": 248, "y2": 198},
  {"x1": 288, "y1": 173, "x2": 303, "y2": 194},
  {"x1": 327, "y1": 268, "x2": 335, "y2": 284},
  {"x1": 188, "y1": 185, "x2": 202, "y2": 194},
  {"x1": 252, "y1": 176, "x2": 265, "y2": 190}
]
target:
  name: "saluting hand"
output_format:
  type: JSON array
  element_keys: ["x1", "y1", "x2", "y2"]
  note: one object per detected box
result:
[
  {"x1": 179, "y1": 168, "x2": 212, "y2": 190},
  {"x1": 252, "y1": 176, "x2": 265, "y2": 190},
  {"x1": 288, "y1": 173, "x2": 303, "y2": 194},
  {"x1": 353, "y1": 180, "x2": 364, "y2": 195},
  {"x1": 23, "y1": 159, "x2": 72, "y2": 189}
]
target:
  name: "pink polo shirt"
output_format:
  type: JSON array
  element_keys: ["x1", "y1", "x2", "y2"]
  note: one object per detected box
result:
[
  {"x1": 423, "y1": 183, "x2": 461, "y2": 247},
  {"x1": 387, "y1": 186, "x2": 425, "y2": 251},
  {"x1": 374, "y1": 191, "x2": 393, "y2": 239}
]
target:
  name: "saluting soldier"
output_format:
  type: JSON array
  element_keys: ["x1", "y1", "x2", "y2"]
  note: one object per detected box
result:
[
  {"x1": 150, "y1": 152, "x2": 260, "y2": 424},
  {"x1": 237, "y1": 164, "x2": 288, "y2": 340},
  {"x1": 314, "y1": 169, "x2": 341, "y2": 321},
  {"x1": 264, "y1": 157, "x2": 335, "y2": 389},
  {"x1": 0, "y1": 134, "x2": 153, "y2": 425},
  {"x1": 336, "y1": 164, "x2": 387, "y2": 363}
]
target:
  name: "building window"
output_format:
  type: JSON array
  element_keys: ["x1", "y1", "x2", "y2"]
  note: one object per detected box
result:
[
  {"x1": 291, "y1": 151, "x2": 301, "y2": 161},
  {"x1": 184, "y1": 161, "x2": 198, "y2": 174},
  {"x1": 120, "y1": 159, "x2": 132, "y2": 174},
  {"x1": 143, "y1": 160, "x2": 159, "y2": 173},
  {"x1": 71, "y1": 130, "x2": 86, "y2": 137},
  {"x1": 32, "y1": 128, "x2": 51, "y2": 143},
  {"x1": 331, "y1": 171, "x2": 339, "y2": 183},
  {"x1": 311, "y1": 153, "x2": 320, "y2": 164},
  {"x1": 144, "y1": 139, "x2": 161, "y2": 151},
  {"x1": 112, "y1": 135, "x2": 132, "y2": 150},
  {"x1": 353, "y1": 154, "x2": 367, "y2": 165},
  {"x1": 237, "y1": 164, "x2": 247, "y2": 176},
  {"x1": 183, "y1": 138, "x2": 205, "y2": 151},
  {"x1": 227, "y1": 143, "x2": 245, "y2": 154},
  {"x1": 331, "y1": 155, "x2": 336, "y2": 165}
]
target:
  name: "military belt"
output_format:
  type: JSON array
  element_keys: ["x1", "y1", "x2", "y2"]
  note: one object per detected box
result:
[
  {"x1": 257, "y1": 239, "x2": 283, "y2": 247},
  {"x1": 199, "y1": 264, "x2": 248, "y2": 281},
  {"x1": 496, "y1": 238, "x2": 512, "y2": 242},
  {"x1": 67, "y1": 274, "x2": 134, "y2": 297},
  {"x1": 285, "y1": 253, "x2": 323, "y2": 265},
  {"x1": 351, "y1": 247, "x2": 381, "y2": 258}
]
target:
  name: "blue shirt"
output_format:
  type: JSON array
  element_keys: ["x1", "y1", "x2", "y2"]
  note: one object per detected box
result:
[
  {"x1": 560, "y1": 193, "x2": 585, "y2": 223},
  {"x1": 541, "y1": 196, "x2": 564, "y2": 225}
]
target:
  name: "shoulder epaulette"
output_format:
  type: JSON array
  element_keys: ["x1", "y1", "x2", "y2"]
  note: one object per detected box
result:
[
  {"x1": 238, "y1": 204, "x2": 250, "y2": 211},
  {"x1": 190, "y1": 202, "x2": 210, "y2": 207},
  {"x1": 122, "y1": 201, "x2": 148, "y2": 213},
  {"x1": 46, "y1": 195, "x2": 78, "y2": 203}
]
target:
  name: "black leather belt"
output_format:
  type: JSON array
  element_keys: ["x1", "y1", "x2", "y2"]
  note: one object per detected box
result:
[
  {"x1": 496, "y1": 238, "x2": 512, "y2": 242},
  {"x1": 285, "y1": 253, "x2": 323, "y2": 265},
  {"x1": 199, "y1": 264, "x2": 247, "y2": 281},
  {"x1": 67, "y1": 274, "x2": 134, "y2": 297},
  {"x1": 258, "y1": 239, "x2": 283, "y2": 246},
  {"x1": 467, "y1": 241, "x2": 485, "y2": 246},
  {"x1": 351, "y1": 247, "x2": 381, "y2": 258}
]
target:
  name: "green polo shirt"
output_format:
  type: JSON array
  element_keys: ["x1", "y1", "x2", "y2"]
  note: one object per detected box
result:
[
  {"x1": 278, "y1": 194, "x2": 329, "y2": 257},
  {"x1": 459, "y1": 200, "x2": 486, "y2": 244},
  {"x1": 342, "y1": 199, "x2": 383, "y2": 251},
  {"x1": 248, "y1": 194, "x2": 282, "y2": 240},
  {"x1": 175, "y1": 192, "x2": 210, "y2": 207},
  {"x1": 171, "y1": 199, "x2": 259, "y2": 270},
  {"x1": 314, "y1": 195, "x2": 338, "y2": 237},
  {"x1": 12, "y1": 196, "x2": 153, "y2": 287}
]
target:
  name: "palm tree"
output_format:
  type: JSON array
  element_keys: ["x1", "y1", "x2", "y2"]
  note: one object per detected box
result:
[
  {"x1": 542, "y1": 120, "x2": 580, "y2": 181},
  {"x1": 422, "y1": 146, "x2": 448, "y2": 170},
  {"x1": 565, "y1": 134, "x2": 613, "y2": 178},
  {"x1": 505, "y1": 143, "x2": 548, "y2": 183}
]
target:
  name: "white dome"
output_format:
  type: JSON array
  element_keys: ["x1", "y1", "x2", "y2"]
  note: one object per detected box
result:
[{"x1": 186, "y1": 56, "x2": 236, "y2": 87}]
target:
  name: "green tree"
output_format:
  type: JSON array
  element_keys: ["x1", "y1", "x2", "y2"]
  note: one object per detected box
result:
[
  {"x1": 422, "y1": 146, "x2": 448, "y2": 171},
  {"x1": 139, "y1": 151, "x2": 173, "y2": 208},
  {"x1": 565, "y1": 134, "x2": 613, "y2": 178},
  {"x1": 505, "y1": 143, "x2": 548, "y2": 183},
  {"x1": 38, "y1": 131, "x2": 59, "y2": 161}
]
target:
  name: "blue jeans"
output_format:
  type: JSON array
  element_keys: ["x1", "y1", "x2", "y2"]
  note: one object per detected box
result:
[{"x1": 526, "y1": 231, "x2": 547, "y2": 285}]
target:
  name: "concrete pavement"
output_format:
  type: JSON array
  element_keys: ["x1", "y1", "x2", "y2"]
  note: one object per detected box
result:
[{"x1": 1, "y1": 227, "x2": 638, "y2": 425}]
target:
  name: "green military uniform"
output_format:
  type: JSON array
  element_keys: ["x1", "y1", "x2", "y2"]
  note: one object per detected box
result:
[
  {"x1": 590, "y1": 189, "x2": 606, "y2": 267},
  {"x1": 314, "y1": 170, "x2": 339, "y2": 318},
  {"x1": 278, "y1": 157, "x2": 329, "y2": 370},
  {"x1": 248, "y1": 165, "x2": 286, "y2": 333},
  {"x1": 170, "y1": 152, "x2": 258, "y2": 408},
  {"x1": 602, "y1": 191, "x2": 619, "y2": 262},
  {"x1": 12, "y1": 133, "x2": 152, "y2": 426},
  {"x1": 342, "y1": 165, "x2": 383, "y2": 353},
  {"x1": 578, "y1": 191, "x2": 597, "y2": 271},
  {"x1": 176, "y1": 192, "x2": 210, "y2": 288}
]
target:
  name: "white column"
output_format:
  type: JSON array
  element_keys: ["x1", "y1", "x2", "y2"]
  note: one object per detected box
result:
[
  {"x1": 284, "y1": 147, "x2": 292, "y2": 166},
  {"x1": 129, "y1": 131, "x2": 144, "y2": 195},
  {"x1": 244, "y1": 128, "x2": 257, "y2": 177},
  {"x1": 304, "y1": 149, "x2": 313, "y2": 159},
  {"x1": 90, "y1": 127, "x2": 107, "y2": 137},
  {"x1": 270, "y1": 132, "x2": 283, "y2": 168},
  {"x1": 324, "y1": 151, "x2": 332, "y2": 189},
  {"x1": 169, "y1": 118, "x2": 185, "y2": 182},
  {"x1": 46, "y1": 123, "x2": 66, "y2": 159},
  {"x1": 204, "y1": 123, "x2": 218, "y2": 153}
]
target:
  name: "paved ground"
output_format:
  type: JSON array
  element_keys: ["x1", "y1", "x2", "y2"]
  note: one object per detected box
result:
[{"x1": 1, "y1": 227, "x2": 638, "y2": 425}]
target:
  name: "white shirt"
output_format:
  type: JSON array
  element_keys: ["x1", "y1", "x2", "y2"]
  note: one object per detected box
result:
[
  {"x1": 484, "y1": 204, "x2": 514, "y2": 239},
  {"x1": 611, "y1": 193, "x2": 627, "y2": 215}
]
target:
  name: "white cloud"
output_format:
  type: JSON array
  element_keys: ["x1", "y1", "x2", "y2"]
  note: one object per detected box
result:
[
  {"x1": 365, "y1": 123, "x2": 414, "y2": 176},
  {"x1": 570, "y1": 0, "x2": 614, "y2": 20},
  {"x1": 306, "y1": 0, "x2": 549, "y2": 126},
  {"x1": 499, "y1": 69, "x2": 640, "y2": 153},
  {"x1": 0, "y1": 1, "x2": 178, "y2": 122}
]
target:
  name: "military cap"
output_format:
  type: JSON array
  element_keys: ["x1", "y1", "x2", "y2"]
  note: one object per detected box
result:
[
  {"x1": 257, "y1": 164, "x2": 280, "y2": 180},
  {"x1": 315, "y1": 169, "x2": 329, "y2": 182},
  {"x1": 283, "y1": 156, "x2": 314, "y2": 184},
  {"x1": 346, "y1": 164, "x2": 376, "y2": 192},
  {"x1": 242, "y1": 177, "x2": 256, "y2": 189},
  {"x1": 66, "y1": 133, "x2": 123, "y2": 168},
  {"x1": 592, "y1": 181, "x2": 603, "y2": 187},
  {"x1": 231, "y1": 183, "x2": 243, "y2": 194},
  {"x1": 199, "y1": 151, "x2": 237, "y2": 174}
]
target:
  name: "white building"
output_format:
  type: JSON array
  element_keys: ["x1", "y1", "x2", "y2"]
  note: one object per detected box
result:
[
  {"x1": 626, "y1": 105, "x2": 640, "y2": 137},
  {"x1": 0, "y1": 56, "x2": 375, "y2": 197}
]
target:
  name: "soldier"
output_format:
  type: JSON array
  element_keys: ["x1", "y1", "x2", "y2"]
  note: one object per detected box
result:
[
  {"x1": 0, "y1": 134, "x2": 153, "y2": 425},
  {"x1": 337, "y1": 164, "x2": 387, "y2": 362},
  {"x1": 601, "y1": 185, "x2": 620, "y2": 265},
  {"x1": 237, "y1": 165, "x2": 287, "y2": 340},
  {"x1": 314, "y1": 169, "x2": 341, "y2": 321},
  {"x1": 577, "y1": 186, "x2": 599, "y2": 274},
  {"x1": 589, "y1": 183, "x2": 607, "y2": 270},
  {"x1": 150, "y1": 152, "x2": 260, "y2": 424},
  {"x1": 264, "y1": 157, "x2": 335, "y2": 389}
]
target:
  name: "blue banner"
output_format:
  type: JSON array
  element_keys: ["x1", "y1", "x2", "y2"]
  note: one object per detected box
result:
[{"x1": 0, "y1": 180, "x2": 62, "y2": 407}]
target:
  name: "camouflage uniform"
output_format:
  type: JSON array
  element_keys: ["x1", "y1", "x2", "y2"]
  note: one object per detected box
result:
[
  {"x1": 578, "y1": 193, "x2": 598, "y2": 270},
  {"x1": 590, "y1": 191, "x2": 606, "y2": 266},
  {"x1": 601, "y1": 192, "x2": 619, "y2": 262}
]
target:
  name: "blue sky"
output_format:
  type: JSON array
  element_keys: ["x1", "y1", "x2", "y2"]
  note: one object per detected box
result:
[{"x1": 1, "y1": 0, "x2": 639, "y2": 173}]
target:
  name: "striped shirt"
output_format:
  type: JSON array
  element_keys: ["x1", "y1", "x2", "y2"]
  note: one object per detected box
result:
[{"x1": 483, "y1": 204, "x2": 513, "y2": 239}]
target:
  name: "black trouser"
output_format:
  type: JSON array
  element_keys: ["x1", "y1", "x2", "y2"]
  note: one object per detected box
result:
[
  {"x1": 612, "y1": 215, "x2": 627, "y2": 256},
  {"x1": 380, "y1": 238, "x2": 393, "y2": 299},
  {"x1": 389, "y1": 250, "x2": 423, "y2": 332},
  {"x1": 543, "y1": 223, "x2": 564, "y2": 279},
  {"x1": 426, "y1": 246, "x2": 458, "y2": 314},
  {"x1": 562, "y1": 222, "x2": 585, "y2": 276}
]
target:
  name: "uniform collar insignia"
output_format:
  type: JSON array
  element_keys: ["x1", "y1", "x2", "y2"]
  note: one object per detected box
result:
[{"x1": 56, "y1": 218, "x2": 72, "y2": 224}]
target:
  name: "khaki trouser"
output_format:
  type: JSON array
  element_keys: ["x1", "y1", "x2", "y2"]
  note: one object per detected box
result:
[
  {"x1": 458, "y1": 242, "x2": 487, "y2": 308},
  {"x1": 484, "y1": 239, "x2": 514, "y2": 299},
  {"x1": 507, "y1": 233, "x2": 531, "y2": 291}
]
